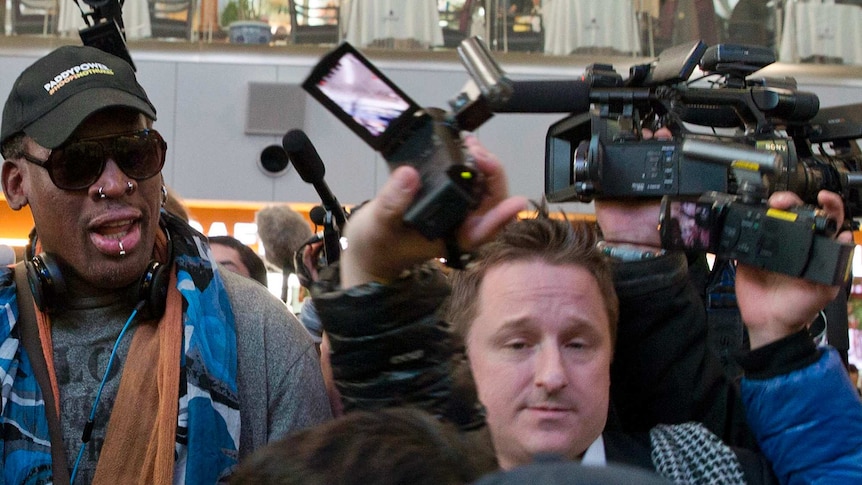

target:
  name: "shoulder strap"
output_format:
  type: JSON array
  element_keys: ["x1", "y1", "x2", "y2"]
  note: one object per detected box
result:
[{"x1": 13, "y1": 262, "x2": 71, "y2": 485}]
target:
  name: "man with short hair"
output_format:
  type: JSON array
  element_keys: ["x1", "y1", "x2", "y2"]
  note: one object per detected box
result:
[
  {"x1": 0, "y1": 45, "x2": 331, "y2": 483},
  {"x1": 313, "y1": 136, "x2": 862, "y2": 482},
  {"x1": 209, "y1": 235, "x2": 270, "y2": 287}
]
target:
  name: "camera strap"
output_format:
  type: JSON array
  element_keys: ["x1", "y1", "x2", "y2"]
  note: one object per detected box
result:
[{"x1": 13, "y1": 262, "x2": 71, "y2": 484}]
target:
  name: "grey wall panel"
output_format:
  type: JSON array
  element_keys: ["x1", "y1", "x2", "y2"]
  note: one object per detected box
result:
[
  {"x1": 245, "y1": 82, "x2": 306, "y2": 136},
  {"x1": 169, "y1": 62, "x2": 293, "y2": 202},
  {"x1": 476, "y1": 112, "x2": 585, "y2": 203},
  {"x1": 2, "y1": 42, "x2": 862, "y2": 211},
  {"x1": 133, "y1": 59, "x2": 181, "y2": 187}
]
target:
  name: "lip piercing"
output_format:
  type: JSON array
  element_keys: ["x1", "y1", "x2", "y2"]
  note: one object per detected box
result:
[
  {"x1": 126, "y1": 181, "x2": 135, "y2": 194},
  {"x1": 118, "y1": 241, "x2": 126, "y2": 256},
  {"x1": 98, "y1": 186, "x2": 106, "y2": 199}
]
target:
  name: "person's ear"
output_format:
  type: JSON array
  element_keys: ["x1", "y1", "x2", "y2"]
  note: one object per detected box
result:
[{"x1": 2, "y1": 160, "x2": 28, "y2": 210}]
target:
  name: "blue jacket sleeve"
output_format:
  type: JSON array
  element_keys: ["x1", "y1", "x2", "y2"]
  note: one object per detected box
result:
[{"x1": 741, "y1": 347, "x2": 862, "y2": 485}]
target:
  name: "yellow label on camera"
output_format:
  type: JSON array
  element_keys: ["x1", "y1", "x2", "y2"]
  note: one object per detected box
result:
[
  {"x1": 766, "y1": 208, "x2": 798, "y2": 222},
  {"x1": 730, "y1": 160, "x2": 760, "y2": 172}
]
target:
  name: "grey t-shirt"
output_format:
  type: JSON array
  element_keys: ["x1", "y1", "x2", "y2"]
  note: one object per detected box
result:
[{"x1": 51, "y1": 268, "x2": 332, "y2": 482}]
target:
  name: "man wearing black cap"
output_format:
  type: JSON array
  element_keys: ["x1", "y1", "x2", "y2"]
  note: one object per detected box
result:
[{"x1": 0, "y1": 45, "x2": 331, "y2": 483}]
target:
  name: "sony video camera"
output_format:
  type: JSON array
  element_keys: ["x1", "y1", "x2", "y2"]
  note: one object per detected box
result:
[
  {"x1": 303, "y1": 41, "x2": 505, "y2": 240},
  {"x1": 659, "y1": 189, "x2": 852, "y2": 285},
  {"x1": 443, "y1": 36, "x2": 858, "y2": 285},
  {"x1": 545, "y1": 41, "x2": 862, "y2": 223}
]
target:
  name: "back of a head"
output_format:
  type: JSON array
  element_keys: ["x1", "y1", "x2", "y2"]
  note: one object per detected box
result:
[
  {"x1": 230, "y1": 408, "x2": 485, "y2": 485},
  {"x1": 472, "y1": 459, "x2": 672, "y2": 485}
]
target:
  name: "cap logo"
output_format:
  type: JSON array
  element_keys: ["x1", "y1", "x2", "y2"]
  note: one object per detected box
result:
[{"x1": 43, "y1": 62, "x2": 114, "y2": 95}]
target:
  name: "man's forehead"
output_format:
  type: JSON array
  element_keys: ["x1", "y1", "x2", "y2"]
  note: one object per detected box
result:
[
  {"x1": 474, "y1": 262, "x2": 610, "y2": 327},
  {"x1": 481, "y1": 260, "x2": 603, "y2": 294}
]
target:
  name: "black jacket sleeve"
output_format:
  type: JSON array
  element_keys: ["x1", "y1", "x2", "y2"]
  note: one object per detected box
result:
[
  {"x1": 608, "y1": 252, "x2": 755, "y2": 448},
  {"x1": 313, "y1": 263, "x2": 482, "y2": 428}
]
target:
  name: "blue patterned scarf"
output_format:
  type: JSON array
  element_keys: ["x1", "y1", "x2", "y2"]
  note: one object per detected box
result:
[{"x1": 0, "y1": 213, "x2": 240, "y2": 484}]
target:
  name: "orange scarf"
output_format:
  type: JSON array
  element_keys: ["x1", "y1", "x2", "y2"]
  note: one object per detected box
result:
[{"x1": 33, "y1": 230, "x2": 182, "y2": 484}]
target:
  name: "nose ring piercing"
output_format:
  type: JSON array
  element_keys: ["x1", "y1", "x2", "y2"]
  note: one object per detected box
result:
[
  {"x1": 98, "y1": 186, "x2": 106, "y2": 199},
  {"x1": 126, "y1": 181, "x2": 135, "y2": 194}
]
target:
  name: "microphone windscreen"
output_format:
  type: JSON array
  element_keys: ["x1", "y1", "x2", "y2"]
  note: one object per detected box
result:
[
  {"x1": 0, "y1": 245, "x2": 15, "y2": 266},
  {"x1": 283, "y1": 129, "x2": 324, "y2": 184},
  {"x1": 309, "y1": 205, "x2": 328, "y2": 226},
  {"x1": 256, "y1": 205, "x2": 313, "y2": 273}
]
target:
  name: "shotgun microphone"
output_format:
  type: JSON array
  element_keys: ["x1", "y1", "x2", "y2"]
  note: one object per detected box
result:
[{"x1": 282, "y1": 129, "x2": 347, "y2": 231}]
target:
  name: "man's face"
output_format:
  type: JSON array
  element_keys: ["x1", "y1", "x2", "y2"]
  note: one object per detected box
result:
[
  {"x1": 465, "y1": 260, "x2": 613, "y2": 470},
  {"x1": 11, "y1": 110, "x2": 163, "y2": 295},
  {"x1": 210, "y1": 243, "x2": 252, "y2": 279}
]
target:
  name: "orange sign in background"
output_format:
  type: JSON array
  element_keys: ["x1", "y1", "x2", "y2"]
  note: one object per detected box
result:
[{"x1": 0, "y1": 197, "x2": 317, "y2": 255}]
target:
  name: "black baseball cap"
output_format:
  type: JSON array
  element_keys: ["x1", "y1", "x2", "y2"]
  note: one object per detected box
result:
[{"x1": 1, "y1": 45, "x2": 157, "y2": 149}]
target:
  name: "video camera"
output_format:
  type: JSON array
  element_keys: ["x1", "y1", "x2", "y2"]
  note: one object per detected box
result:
[
  {"x1": 545, "y1": 42, "x2": 862, "y2": 214},
  {"x1": 659, "y1": 187, "x2": 852, "y2": 285},
  {"x1": 302, "y1": 40, "x2": 507, "y2": 241},
  {"x1": 447, "y1": 37, "x2": 860, "y2": 285},
  {"x1": 546, "y1": 40, "x2": 862, "y2": 217}
]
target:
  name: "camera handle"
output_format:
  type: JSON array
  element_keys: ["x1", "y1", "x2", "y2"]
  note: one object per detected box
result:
[{"x1": 321, "y1": 209, "x2": 341, "y2": 265}]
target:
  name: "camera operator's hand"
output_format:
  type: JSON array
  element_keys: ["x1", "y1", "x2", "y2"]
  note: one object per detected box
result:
[
  {"x1": 297, "y1": 237, "x2": 325, "y2": 285},
  {"x1": 735, "y1": 190, "x2": 854, "y2": 349},
  {"x1": 593, "y1": 127, "x2": 673, "y2": 249},
  {"x1": 340, "y1": 135, "x2": 527, "y2": 287}
]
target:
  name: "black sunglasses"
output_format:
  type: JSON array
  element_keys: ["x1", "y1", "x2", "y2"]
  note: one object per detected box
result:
[{"x1": 22, "y1": 129, "x2": 167, "y2": 191}]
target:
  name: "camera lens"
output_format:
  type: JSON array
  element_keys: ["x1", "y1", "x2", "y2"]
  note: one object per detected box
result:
[{"x1": 573, "y1": 135, "x2": 602, "y2": 198}]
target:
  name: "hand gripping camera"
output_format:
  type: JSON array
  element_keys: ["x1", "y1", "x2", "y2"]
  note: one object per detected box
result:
[
  {"x1": 302, "y1": 39, "x2": 509, "y2": 241},
  {"x1": 659, "y1": 181, "x2": 854, "y2": 286},
  {"x1": 545, "y1": 41, "x2": 862, "y2": 223}
]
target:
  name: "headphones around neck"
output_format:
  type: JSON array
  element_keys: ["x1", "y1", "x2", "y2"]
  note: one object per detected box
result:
[{"x1": 24, "y1": 224, "x2": 173, "y2": 320}]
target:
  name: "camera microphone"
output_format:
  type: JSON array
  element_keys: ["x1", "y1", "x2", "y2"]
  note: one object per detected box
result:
[
  {"x1": 496, "y1": 80, "x2": 592, "y2": 114},
  {"x1": 309, "y1": 205, "x2": 327, "y2": 226},
  {"x1": 455, "y1": 36, "x2": 591, "y2": 114},
  {"x1": 282, "y1": 129, "x2": 347, "y2": 231}
]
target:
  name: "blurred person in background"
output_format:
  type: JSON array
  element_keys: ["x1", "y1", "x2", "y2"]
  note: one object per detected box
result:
[{"x1": 209, "y1": 235, "x2": 269, "y2": 287}]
